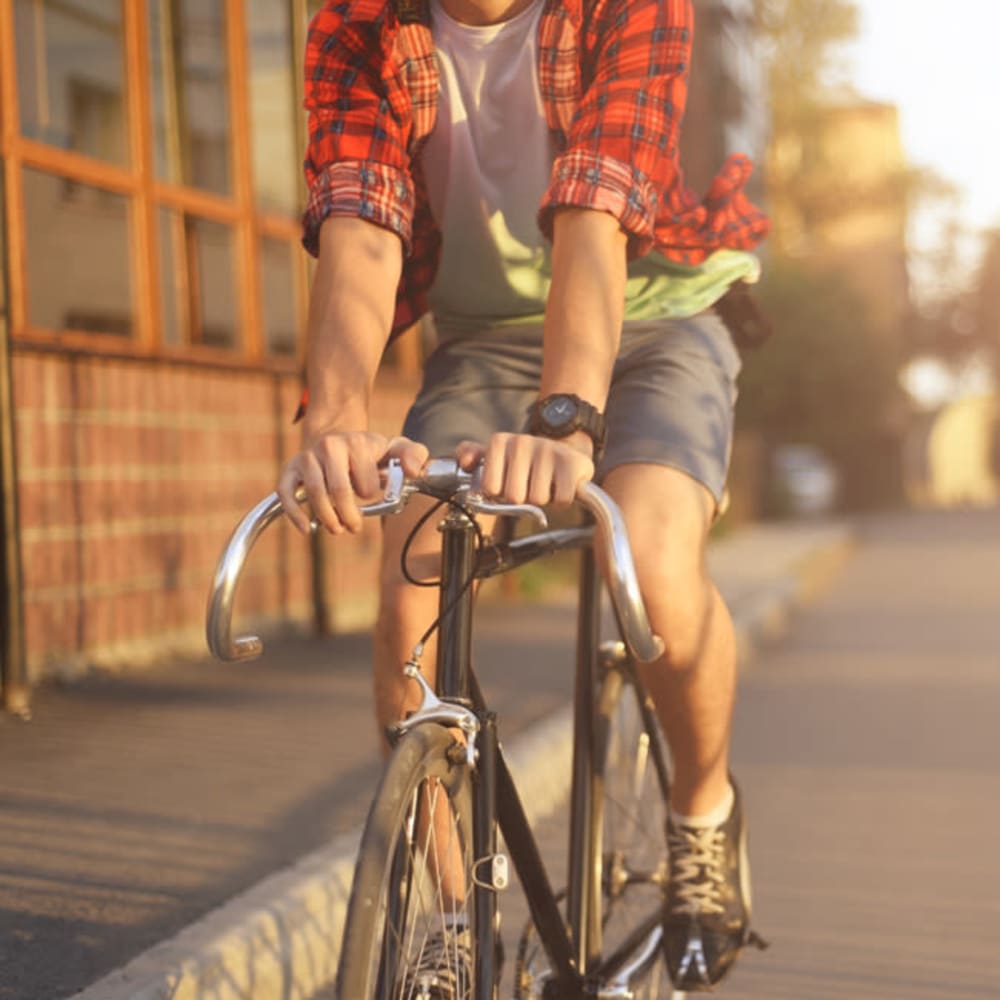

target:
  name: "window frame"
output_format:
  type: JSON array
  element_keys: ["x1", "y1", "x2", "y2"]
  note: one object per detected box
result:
[{"x1": 0, "y1": 0, "x2": 312, "y2": 372}]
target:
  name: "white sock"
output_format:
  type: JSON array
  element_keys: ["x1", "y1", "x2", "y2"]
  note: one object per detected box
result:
[{"x1": 670, "y1": 783, "x2": 735, "y2": 829}]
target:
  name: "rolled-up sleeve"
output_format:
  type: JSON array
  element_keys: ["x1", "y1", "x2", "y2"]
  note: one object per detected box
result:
[
  {"x1": 302, "y1": 4, "x2": 415, "y2": 256},
  {"x1": 539, "y1": 0, "x2": 694, "y2": 256}
]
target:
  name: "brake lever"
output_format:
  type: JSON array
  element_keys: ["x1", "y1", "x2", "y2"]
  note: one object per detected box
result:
[
  {"x1": 306, "y1": 458, "x2": 410, "y2": 531},
  {"x1": 463, "y1": 494, "x2": 548, "y2": 528},
  {"x1": 373, "y1": 458, "x2": 549, "y2": 528}
]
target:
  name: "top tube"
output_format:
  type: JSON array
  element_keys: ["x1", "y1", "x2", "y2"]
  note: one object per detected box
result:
[{"x1": 205, "y1": 458, "x2": 664, "y2": 665}]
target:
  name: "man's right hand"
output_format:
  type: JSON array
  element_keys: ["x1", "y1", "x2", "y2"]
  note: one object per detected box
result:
[{"x1": 277, "y1": 432, "x2": 429, "y2": 536}]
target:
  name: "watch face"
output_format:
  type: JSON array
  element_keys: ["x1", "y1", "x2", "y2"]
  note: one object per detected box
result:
[{"x1": 541, "y1": 395, "x2": 578, "y2": 430}]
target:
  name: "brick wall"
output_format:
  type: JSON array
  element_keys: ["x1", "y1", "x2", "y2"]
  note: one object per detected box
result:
[{"x1": 13, "y1": 349, "x2": 419, "y2": 680}]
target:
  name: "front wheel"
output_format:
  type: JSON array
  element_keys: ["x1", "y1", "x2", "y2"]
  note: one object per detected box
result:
[{"x1": 336, "y1": 723, "x2": 480, "y2": 1000}]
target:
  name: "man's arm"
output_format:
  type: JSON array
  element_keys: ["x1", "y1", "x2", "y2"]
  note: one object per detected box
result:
[
  {"x1": 278, "y1": 217, "x2": 427, "y2": 535},
  {"x1": 469, "y1": 208, "x2": 627, "y2": 505},
  {"x1": 303, "y1": 216, "x2": 400, "y2": 435},
  {"x1": 540, "y1": 208, "x2": 628, "y2": 404}
]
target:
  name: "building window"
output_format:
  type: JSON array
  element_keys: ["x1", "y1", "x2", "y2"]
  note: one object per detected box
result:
[
  {"x1": 1, "y1": 0, "x2": 311, "y2": 365},
  {"x1": 247, "y1": 0, "x2": 299, "y2": 216},
  {"x1": 0, "y1": 175, "x2": 11, "y2": 322},
  {"x1": 13, "y1": 0, "x2": 128, "y2": 165},
  {"x1": 186, "y1": 216, "x2": 238, "y2": 349},
  {"x1": 259, "y1": 236, "x2": 298, "y2": 357},
  {"x1": 148, "y1": 0, "x2": 232, "y2": 195},
  {"x1": 22, "y1": 166, "x2": 134, "y2": 335},
  {"x1": 158, "y1": 209, "x2": 239, "y2": 350}
]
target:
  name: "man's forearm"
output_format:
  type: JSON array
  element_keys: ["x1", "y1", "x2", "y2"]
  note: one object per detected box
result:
[
  {"x1": 541, "y1": 208, "x2": 628, "y2": 407},
  {"x1": 303, "y1": 217, "x2": 403, "y2": 439}
]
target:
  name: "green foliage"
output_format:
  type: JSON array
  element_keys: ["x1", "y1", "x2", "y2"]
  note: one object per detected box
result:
[
  {"x1": 755, "y1": 0, "x2": 860, "y2": 121},
  {"x1": 746, "y1": 0, "x2": 909, "y2": 509},
  {"x1": 507, "y1": 551, "x2": 579, "y2": 601},
  {"x1": 737, "y1": 258, "x2": 903, "y2": 507},
  {"x1": 755, "y1": 0, "x2": 863, "y2": 229},
  {"x1": 974, "y1": 229, "x2": 1000, "y2": 371}
]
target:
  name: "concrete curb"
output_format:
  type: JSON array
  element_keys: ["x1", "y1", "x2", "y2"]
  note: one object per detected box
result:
[
  {"x1": 69, "y1": 707, "x2": 575, "y2": 1000},
  {"x1": 70, "y1": 524, "x2": 853, "y2": 1000}
]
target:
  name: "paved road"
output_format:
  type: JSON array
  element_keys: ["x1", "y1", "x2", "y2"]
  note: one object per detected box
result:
[
  {"x1": 317, "y1": 507, "x2": 1000, "y2": 999},
  {"x1": 0, "y1": 517, "x2": 847, "y2": 1000},
  {"x1": 6, "y1": 507, "x2": 995, "y2": 998},
  {"x1": 0, "y1": 604, "x2": 576, "y2": 1000},
  {"x1": 724, "y1": 507, "x2": 1000, "y2": 999}
]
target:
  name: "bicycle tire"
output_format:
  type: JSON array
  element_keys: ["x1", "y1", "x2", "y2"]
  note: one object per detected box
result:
[
  {"x1": 594, "y1": 652, "x2": 684, "y2": 1000},
  {"x1": 514, "y1": 650, "x2": 683, "y2": 1000},
  {"x1": 336, "y1": 722, "x2": 480, "y2": 1000}
]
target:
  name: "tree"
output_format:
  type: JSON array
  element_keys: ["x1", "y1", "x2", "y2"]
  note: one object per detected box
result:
[
  {"x1": 740, "y1": 0, "x2": 912, "y2": 510},
  {"x1": 974, "y1": 229, "x2": 1000, "y2": 373},
  {"x1": 737, "y1": 258, "x2": 904, "y2": 510},
  {"x1": 755, "y1": 0, "x2": 859, "y2": 121}
]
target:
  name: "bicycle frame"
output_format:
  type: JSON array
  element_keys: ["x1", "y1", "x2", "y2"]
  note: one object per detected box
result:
[
  {"x1": 205, "y1": 461, "x2": 668, "y2": 999},
  {"x1": 434, "y1": 505, "x2": 637, "y2": 999}
]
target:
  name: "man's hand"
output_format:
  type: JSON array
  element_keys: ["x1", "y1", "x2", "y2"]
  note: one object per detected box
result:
[
  {"x1": 278, "y1": 433, "x2": 429, "y2": 536},
  {"x1": 455, "y1": 432, "x2": 594, "y2": 508}
]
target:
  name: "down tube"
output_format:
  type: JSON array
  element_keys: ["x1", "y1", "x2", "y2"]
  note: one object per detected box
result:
[
  {"x1": 566, "y1": 544, "x2": 604, "y2": 972},
  {"x1": 474, "y1": 713, "x2": 499, "y2": 998}
]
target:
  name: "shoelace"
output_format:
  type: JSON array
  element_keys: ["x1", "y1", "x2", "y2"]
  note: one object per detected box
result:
[
  {"x1": 667, "y1": 825, "x2": 727, "y2": 918},
  {"x1": 404, "y1": 929, "x2": 472, "y2": 1000}
]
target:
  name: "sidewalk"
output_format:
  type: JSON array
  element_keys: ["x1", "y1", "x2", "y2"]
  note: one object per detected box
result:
[{"x1": 0, "y1": 519, "x2": 853, "y2": 1000}]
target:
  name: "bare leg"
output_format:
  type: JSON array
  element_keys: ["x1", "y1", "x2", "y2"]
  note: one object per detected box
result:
[
  {"x1": 602, "y1": 463, "x2": 736, "y2": 817},
  {"x1": 373, "y1": 498, "x2": 497, "y2": 732}
]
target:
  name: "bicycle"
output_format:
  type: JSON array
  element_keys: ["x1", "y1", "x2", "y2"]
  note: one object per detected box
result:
[{"x1": 207, "y1": 458, "x2": 687, "y2": 999}]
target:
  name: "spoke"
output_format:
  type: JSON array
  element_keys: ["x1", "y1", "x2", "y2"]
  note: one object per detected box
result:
[
  {"x1": 387, "y1": 776, "x2": 473, "y2": 999},
  {"x1": 596, "y1": 677, "x2": 671, "y2": 1000}
]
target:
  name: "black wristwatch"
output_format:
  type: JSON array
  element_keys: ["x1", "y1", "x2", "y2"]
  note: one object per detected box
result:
[{"x1": 527, "y1": 393, "x2": 607, "y2": 461}]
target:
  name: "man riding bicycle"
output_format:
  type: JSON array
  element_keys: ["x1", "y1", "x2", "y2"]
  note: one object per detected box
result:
[{"x1": 278, "y1": 0, "x2": 769, "y2": 990}]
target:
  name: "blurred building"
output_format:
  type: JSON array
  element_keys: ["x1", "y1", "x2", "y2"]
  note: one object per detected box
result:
[
  {"x1": 764, "y1": 95, "x2": 913, "y2": 509},
  {"x1": 904, "y1": 395, "x2": 1000, "y2": 508},
  {"x1": 683, "y1": 0, "x2": 770, "y2": 525},
  {"x1": 0, "y1": 0, "x2": 772, "y2": 699},
  {"x1": 767, "y1": 96, "x2": 911, "y2": 345},
  {"x1": 683, "y1": 0, "x2": 769, "y2": 200}
]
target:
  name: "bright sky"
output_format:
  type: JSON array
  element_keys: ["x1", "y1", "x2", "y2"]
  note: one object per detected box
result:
[
  {"x1": 845, "y1": 1, "x2": 999, "y2": 287},
  {"x1": 846, "y1": 1, "x2": 997, "y2": 388}
]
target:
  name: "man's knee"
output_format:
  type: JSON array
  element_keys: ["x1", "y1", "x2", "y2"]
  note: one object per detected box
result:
[
  {"x1": 603, "y1": 463, "x2": 720, "y2": 669},
  {"x1": 635, "y1": 551, "x2": 718, "y2": 669}
]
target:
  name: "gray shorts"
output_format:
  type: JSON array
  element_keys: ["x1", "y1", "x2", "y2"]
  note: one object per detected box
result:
[{"x1": 402, "y1": 311, "x2": 742, "y2": 503}]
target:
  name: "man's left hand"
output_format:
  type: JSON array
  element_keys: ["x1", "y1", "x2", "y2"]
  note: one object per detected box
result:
[{"x1": 455, "y1": 432, "x2": 594, "y2": 508}]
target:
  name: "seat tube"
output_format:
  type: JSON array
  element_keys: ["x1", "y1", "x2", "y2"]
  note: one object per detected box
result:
[
  {"x1": 567, "y1": 543, "x2": 603, "y2": 972},
  {"x1": 436, "y1": 509, "x2": 477, "y2": 700}
]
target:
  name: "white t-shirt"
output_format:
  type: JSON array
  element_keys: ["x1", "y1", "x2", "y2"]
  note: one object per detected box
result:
[
  {"x1": 421, "y1": 0, "x2": 763, "y2": 334},
  {"x1": 423, "y1": 0, "x2": 555, "y2": 333}
]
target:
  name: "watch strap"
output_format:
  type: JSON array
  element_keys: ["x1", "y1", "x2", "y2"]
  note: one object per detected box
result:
[{"x1": 528, "y1": 394, "x2": 607, "y2": 461}]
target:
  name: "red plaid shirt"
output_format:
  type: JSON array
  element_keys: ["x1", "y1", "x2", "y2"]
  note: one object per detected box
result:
[{"x1": 303, "y1": 0, "x2": 769, "y2": 340}]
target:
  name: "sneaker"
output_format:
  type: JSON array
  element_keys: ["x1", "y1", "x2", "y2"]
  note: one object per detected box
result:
[
  {"x1": 662, "y1": 781, "x2": 767, "y2": 991},
  {"x1": 402, "y1": 926, "x2": 473, "y2": 1000}
]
